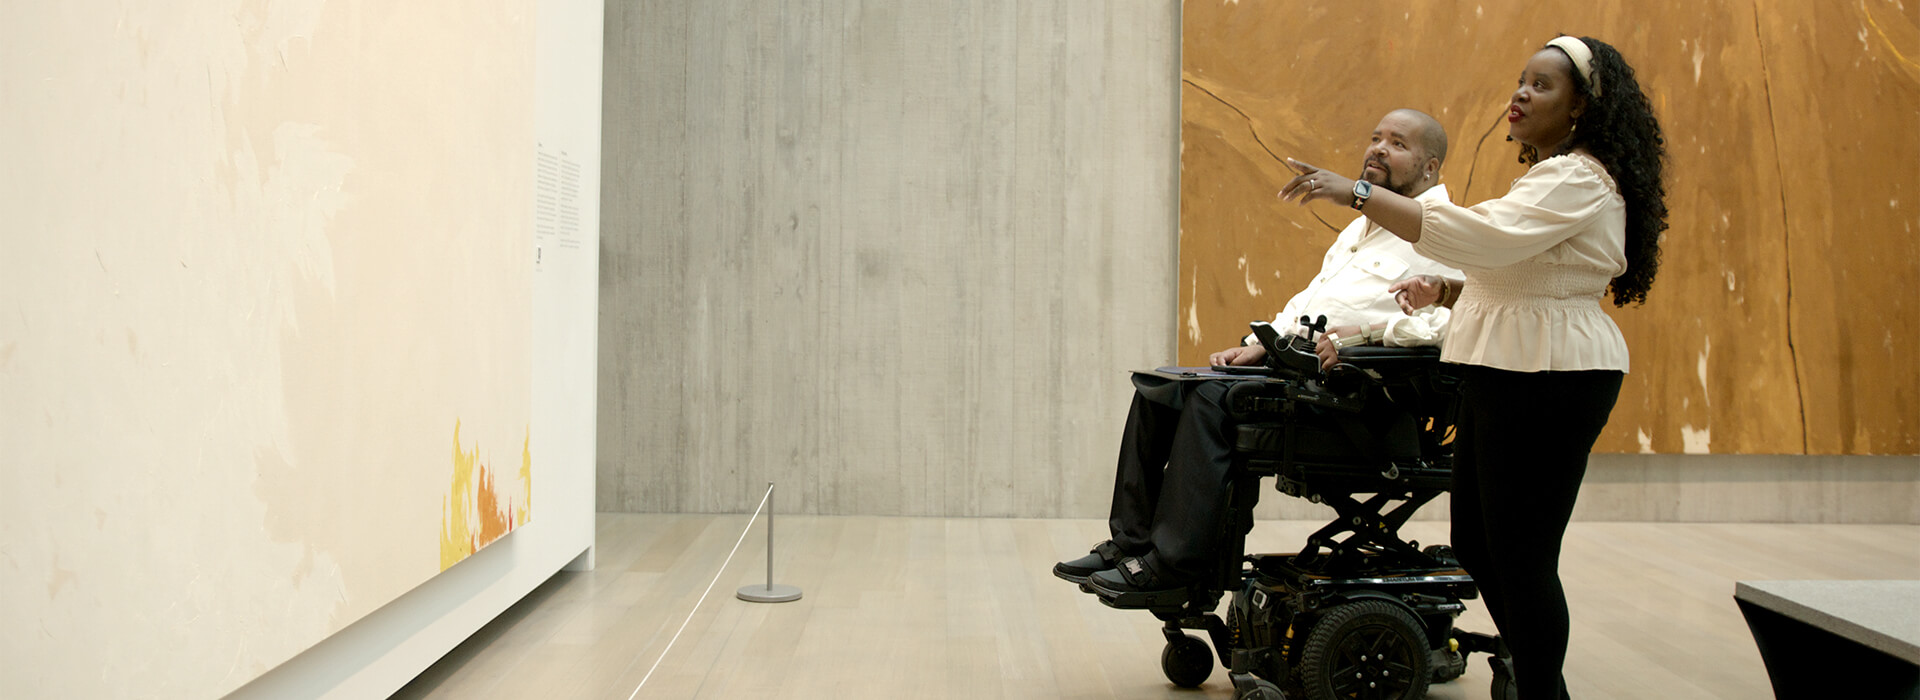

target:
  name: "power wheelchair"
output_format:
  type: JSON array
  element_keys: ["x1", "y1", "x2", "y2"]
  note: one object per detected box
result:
[{"x1": 1087, "y1": 318, "x2": 1508, "y2": 700}]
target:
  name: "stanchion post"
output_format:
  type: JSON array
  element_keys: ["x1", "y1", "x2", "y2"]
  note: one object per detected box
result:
[{"x1": 736, "y1": 481, "x2": 802, "y2": 603}]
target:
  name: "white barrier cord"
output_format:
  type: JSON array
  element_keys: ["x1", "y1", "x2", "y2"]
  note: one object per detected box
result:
[{"x1": 626, "y1": 483, "x2": 774, "y2": 700}]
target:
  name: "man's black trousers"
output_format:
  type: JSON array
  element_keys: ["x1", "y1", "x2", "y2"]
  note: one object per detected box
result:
[{"x1": 1105, "y1": 378, "x2": 1238, "y2": 580}]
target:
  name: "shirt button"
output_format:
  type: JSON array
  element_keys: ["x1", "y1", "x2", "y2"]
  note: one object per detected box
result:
[
  {"x1": 1349, "y1": 246, "x2": 1358, "y2": 253},
  {"x1": 1371, "y1": 261, "x2": 1380, "y2": 267}
]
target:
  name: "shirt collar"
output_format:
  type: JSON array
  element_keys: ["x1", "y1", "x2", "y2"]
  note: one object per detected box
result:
[{"x1": 1414, "y1": 183, "x2": 1450, "y2": 203}]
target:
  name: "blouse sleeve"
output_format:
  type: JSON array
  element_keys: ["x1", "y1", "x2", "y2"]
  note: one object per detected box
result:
[{"x1": 1412, "y1": 158, "x2": 1615, "y2": 271}]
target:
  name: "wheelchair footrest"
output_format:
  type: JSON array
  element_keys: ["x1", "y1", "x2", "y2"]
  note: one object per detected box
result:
[
  {"x1": 1452, "y1": 630, "x2": 1503, "y2": 656},
  {"x1": 1086, "y1": 579, "x2": 1199, "y2": 611}
]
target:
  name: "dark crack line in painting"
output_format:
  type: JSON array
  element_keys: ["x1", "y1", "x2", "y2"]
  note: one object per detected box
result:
[
  {"x1": 1183, "y1": 78, "x2": 1340, "y2": 233},
  {"x1": 1461, "y1": 109, "x2": 1508, "y2": 201},
  {"x1": 1752, "y1": 4, "x2": 1810, "y2": 453}
]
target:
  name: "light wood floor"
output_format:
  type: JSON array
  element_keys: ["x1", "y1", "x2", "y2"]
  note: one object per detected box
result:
[{"x1": 393, "y1": 514, "x2": 1920, "y2": 699}]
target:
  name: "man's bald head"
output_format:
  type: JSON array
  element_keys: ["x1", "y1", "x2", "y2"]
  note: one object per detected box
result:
[{"x1": 1389, "y1": 108, "x2": 1448, "y2": 167}]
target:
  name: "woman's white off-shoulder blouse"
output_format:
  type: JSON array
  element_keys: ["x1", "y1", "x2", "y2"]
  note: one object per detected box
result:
[{"x1": 1411, "y1": 153, "x2": 1630, "y2": 373}]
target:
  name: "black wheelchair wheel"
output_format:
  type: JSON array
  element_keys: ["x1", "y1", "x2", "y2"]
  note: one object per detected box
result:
[
  {"x1": 1298, "y1": 599, "x2": 1431, "y2": 700},
  {"x1": 1161, "y1": 633, "x2": 1214, "y2": 688},
  {"x1": 1235, "y1": 678, "x2": 1288, "y2": 700},
  {"x1": 1489, "y1": 655, "x2": 1518, "y2": 700},
  {"x1": 1491, "y1": 672, "x2": 1517, "y2": 700}
]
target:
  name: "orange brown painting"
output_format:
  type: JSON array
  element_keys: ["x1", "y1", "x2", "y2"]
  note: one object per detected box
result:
[
  {"x1": 441, "y1": 421, "x2": 533, "y2": 570},
  {"x1": 1179, "y1": 0, "x2": 1919, "y2": 455}
]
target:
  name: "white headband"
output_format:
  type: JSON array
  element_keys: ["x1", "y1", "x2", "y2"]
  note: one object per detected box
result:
[{"x1": 1546, "y1": 36, "x2": 1601, "y2": 97}]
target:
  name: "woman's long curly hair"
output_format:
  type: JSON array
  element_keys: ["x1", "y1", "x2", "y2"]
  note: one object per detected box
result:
[{"x1": 1518, "y1": 36, "x2": 1668, "y2": 306}]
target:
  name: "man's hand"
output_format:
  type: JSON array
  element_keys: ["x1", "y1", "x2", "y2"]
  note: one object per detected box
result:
[
  {"x1": 1209, "y1": 344, "x2": 1267, "y2": 367},
  {"x1": 1389, "y1": 275, "x2": 1443, "y2": 314},
  {"x1": 1312, "y1": 325, "x2": 1365, "y2": 370},
  {"x1": 1313, "y1": 331, "x2": 1347, "y2": 371}
]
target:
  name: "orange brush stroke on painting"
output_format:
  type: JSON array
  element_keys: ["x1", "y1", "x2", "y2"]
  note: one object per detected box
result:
[{"x1": 441, "y1": 421, "x2": 531, "y2": 571}]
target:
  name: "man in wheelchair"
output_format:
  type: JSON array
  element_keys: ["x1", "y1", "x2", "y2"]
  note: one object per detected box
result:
[{"x1": 1053, "y1": 109, "x2": 1460, "y2": 596}]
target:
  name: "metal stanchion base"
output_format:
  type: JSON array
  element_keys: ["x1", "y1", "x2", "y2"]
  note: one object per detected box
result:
[{"x1": 736, "y1": 583, "x2": 803, "y2": 603}]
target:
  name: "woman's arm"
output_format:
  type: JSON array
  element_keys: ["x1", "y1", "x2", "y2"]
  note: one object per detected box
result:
[
  {"x1": 1277, "y1": 158, "x2": 1425, "y2": 241},
  {"x1": 1284, "y1": 156, "x2": 1614, "y2": 271}
]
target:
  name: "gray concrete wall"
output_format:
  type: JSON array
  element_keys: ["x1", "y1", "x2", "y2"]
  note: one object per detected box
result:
[{"x1": 598, "y1": 0, "x2": 1183, "y2": 517}]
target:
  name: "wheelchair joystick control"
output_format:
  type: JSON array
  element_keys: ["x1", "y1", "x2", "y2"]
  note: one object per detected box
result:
[
  {"x1": 1255, "y1": 318, "x2": 1325, "y2": 378},
  {"x1": 1298, "y1": 314, "x2": 1329, "y2": 342}
]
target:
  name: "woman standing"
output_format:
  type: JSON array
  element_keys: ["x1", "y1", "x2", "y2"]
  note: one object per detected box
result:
[{"x1": 1281, "y1": 36, "x2": 1668, "y2": 700}]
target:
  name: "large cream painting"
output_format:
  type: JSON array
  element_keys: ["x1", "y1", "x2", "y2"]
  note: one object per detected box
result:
[{"x1": 0, "y1": 1, "x2": 535, "y2": 697}]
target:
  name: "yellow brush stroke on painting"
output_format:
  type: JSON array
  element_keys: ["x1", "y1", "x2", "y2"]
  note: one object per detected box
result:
[{"x1": 440, "y1": 420, "x2": 532, "y2": 571}]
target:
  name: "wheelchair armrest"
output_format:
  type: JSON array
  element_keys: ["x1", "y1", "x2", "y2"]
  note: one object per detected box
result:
[{"x1": 1335, "y1": 345, "x2": 1441, "y2": 370}]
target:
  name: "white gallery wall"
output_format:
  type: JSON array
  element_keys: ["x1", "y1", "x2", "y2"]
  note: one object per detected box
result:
[{"x1": 1, "y1": 1, "x2": 602, "y2": 697}]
